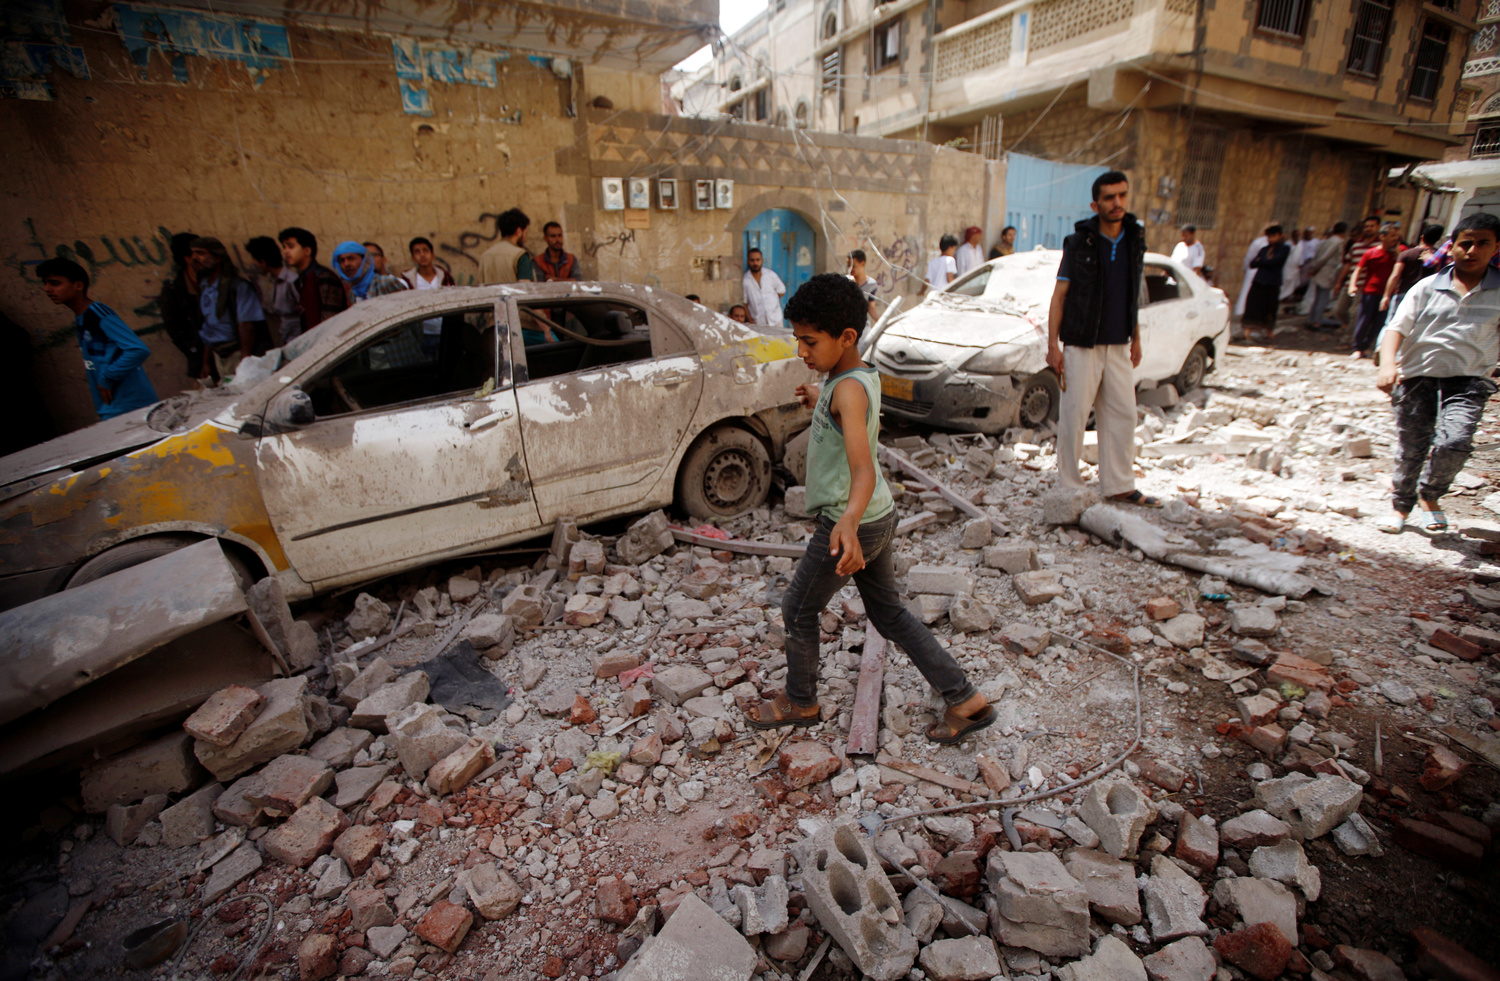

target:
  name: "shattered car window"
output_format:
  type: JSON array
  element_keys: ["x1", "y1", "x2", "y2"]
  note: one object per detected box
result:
[{"x1": 517, "y1": 300, "x2": 656, "y2": 381}]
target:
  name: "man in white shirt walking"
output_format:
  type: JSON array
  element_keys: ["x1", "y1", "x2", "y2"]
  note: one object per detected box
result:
[
  {"x1": 955, "y1": 226, "x2": 985, "y2": 277},
  {"x1": 925, "y1": 234, "x2": 958, "y2": 294},
  {"x1": 742, "y1": 248, "x2": 786, "y2": 327},
  {"x1": 1170, "y1": 225, "x2": 1205, "y2": 276}
]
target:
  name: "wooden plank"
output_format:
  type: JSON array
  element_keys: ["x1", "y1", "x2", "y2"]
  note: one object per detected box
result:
[
  {"x1": 876, "y1": 751, "x2": 986, "y2": 795},
  {"x1": 1441, "y1": 726, "x2": 1500, "y2": 772},
  {"x1": 846, "y1": 624, "x2": 885, "y2": 756},
  {"x1": 878, "y1": 446, "x2": 1007, "y2": 536},
  {"x1": 670, "y1": 527, "x2": 805, "y2": 557}
]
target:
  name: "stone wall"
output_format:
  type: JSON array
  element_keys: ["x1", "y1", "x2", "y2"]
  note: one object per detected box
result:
[{"x1": 1, "y1": 7, "x2": 990, "y2": 435}]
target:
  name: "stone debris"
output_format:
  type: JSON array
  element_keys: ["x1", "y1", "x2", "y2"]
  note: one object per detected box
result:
[
  {"x1": 987, "y1": 850, "x2": 1091, "y2": 957},
  {"x1": 619, "y1": 893, "x2": 756, "y2": 981},
  {"x1": 1141, "y1": 854, "x2": 1208, "y2": 941},
  {"x1": 1057, "y1": 935, "x2": 1147, "y2": 981},
  {"x1": 1078, "y1": 779, "x2": 1154, "y2": 858},
  {"x1": 796, "y1": 823, "x2": 918, "y2": 980}
]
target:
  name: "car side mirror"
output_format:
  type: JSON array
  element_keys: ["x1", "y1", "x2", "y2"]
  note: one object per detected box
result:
[{"x1": 262, "y1": 385, "x2": 316, "y2": 434}]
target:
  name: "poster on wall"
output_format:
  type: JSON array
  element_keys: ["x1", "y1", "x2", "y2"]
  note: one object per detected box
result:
[
  {"x1": 715, "y1": 179, "x2": 734, "y2": 210},
  {"x1": 657, "y1": 178, "x2": 678, "y2": 210},
  {"x1": 694, "y1": 180, "x2": 714, "y2": 210},
  {"x1": 627, "y1": 178, "x2": 650, "y2": 210}
]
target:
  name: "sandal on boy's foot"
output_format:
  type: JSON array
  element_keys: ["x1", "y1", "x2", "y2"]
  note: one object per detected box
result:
[
  {"x1": 1109, "y1": 490, "x2": 1162, "y2": 508},
  {"x1": 1374, "y1": 512, "x2": 1405, "y2": 534},
  {"x1": 744, "y1": 691, "x2": 821, "y2": 730},
  {"x1": 925, "y1": 703, "x2": 997, "y2": 745},
  {"x1": 1418, "y1": 510, "x2": 1448, "y2": 533}
]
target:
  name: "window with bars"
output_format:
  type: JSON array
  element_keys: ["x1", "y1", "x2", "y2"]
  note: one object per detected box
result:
[
  {"x1": 822, "y1": 49, "x2": 841, "y2": 92},
  {"x1": 1409, "y1": 20, "x2": 1451, "y2": 101},
  {"x1": 1474, "y1": 124, "x2": 1500, "y2": 156},
  {"x1": 1256, "y1": 0, "x2": 1309, "y2": 38},
  {"x1": 873, "y1": 18, "x2": 901, "y2": 70},
  {"x1": 1272, "y1": 141, "x2": 1312, "y2": 226},
  {"x1": 1347, "y1": 0, "x2": 1392, "y2": 78},
  {"x1": 1178, "y1": 124, "x2": 1226, "y2": 228}
]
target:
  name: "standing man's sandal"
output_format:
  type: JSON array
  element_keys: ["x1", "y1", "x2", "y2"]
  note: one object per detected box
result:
[
  {"x1": 926, "y1": 703, "x2": 996, "y2": 744},
  {"x1": 1375, "y1": 512, "x2": 1405, "y2": 534},
  {"x1": 1418, "y1": 510, "x2": 1448, "y2": 533},
  {"x1": 744, "y1": 691, "x2": 821, "y2": 729},
  {"x1": 1110, "y1": 490, "x2": 1161, "y2": 508}
]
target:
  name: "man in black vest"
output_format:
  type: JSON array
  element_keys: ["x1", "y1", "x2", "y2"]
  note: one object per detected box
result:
[{"x1": 1046, "y1": 170, "x2": 1159, "y2": 507}]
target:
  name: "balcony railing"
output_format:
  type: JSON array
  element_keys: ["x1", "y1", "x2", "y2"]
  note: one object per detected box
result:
[{"x1": 931, "y1": 0, "x2": 1193, "y2": 83}]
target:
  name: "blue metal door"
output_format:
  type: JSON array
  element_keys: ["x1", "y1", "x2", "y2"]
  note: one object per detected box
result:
[
  {"x1": 1004, "y1": 152, "x2": 1109, "y2": 252},
  {"x1": 744, "y1": 209, "x2": 816, "y2": 309}
]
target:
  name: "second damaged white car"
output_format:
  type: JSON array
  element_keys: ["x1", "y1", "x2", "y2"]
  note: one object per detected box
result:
[
  {"x1": 0, "y1": 283, "x2": 810, "y2": 609},
  {"x1": 871, "y1": 249, "x2": 1230, "y2": 433}
]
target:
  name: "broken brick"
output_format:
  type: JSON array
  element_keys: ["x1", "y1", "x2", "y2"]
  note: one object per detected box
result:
[
  {"x1": 1427, "y1": 628, "x2": 1484, "y2": 662},
  {"x1": 184, "y1": 685, "x2": 265, "y2": 748},
  {"x1": 570, "y1": 695, "x2": 597, "y2": 726},
  {"x1": 777, "y1": 741, "x2": 840, "y2": 790},
  {"x1": 1392, "y1": 817, "x2": 1485, "y2": 870},
  {"x1": 333, "y1": 825, "x2": 386, "y2": 877},
  {"x1": 1265, "y1": 654, "x2": 1333, "y2": 693},
  {"x1": 1145, "y1": 597, "x2": 1182, "y2": 621},
  {"x1": 1419, "y1": 746, "x2": 1470, "y2": 791},
  {"x1": 1215, "y1": 922, "x2": 1293, "y2": 981},
  {"x1": 415, "y1": 901, "x2": 472, "y2": 954},
  {"x1": 1139, "y1": 758, "x2": 1188, "y2": 793},
  {"x1": 595, "y1": 876, "x2": 637, "y2": 926},
  {"x1": 1410, "y1": 926, "x2": 1500, "y2": 981}
]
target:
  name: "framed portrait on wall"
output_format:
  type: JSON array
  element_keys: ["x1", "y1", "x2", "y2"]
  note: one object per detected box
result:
[{"x1": 657, "y1": 178, "x2": 678, "y2": 210}]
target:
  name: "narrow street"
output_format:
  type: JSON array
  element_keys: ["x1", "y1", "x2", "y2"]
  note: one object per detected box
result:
[{"x1": 4, "y1": 332, "x2": 1497, "y2": 981}]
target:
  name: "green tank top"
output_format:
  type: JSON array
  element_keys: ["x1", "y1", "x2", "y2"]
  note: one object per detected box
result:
[{"x1": 804, "y1": 366, "x2": 894, "y2": 524}]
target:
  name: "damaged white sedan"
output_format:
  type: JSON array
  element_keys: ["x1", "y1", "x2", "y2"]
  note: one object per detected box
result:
[
  {"x1": 0, "y1": 283, "x2": 810, "y2": 610},
  {"x1": 871, "y1": 249, "x2": 1230, "y2": 433}
]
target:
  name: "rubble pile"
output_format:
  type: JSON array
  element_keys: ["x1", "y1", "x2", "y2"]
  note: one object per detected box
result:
[{"x1": 5, "y1": 346, "x2": 1500, "y2": 981}]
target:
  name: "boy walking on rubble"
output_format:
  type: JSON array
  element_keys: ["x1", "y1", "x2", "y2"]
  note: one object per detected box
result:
[
  {"x1": 742, "y1": 274, "x2": 994, "y2": 744},
  {"x1": 1375, "y1": 212, "x2": 1500, "y2": 535}
]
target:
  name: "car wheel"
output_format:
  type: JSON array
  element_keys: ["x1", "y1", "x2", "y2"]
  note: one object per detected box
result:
[
  {"x1": 677, "y1": 426, "x2": 772, "y2": 520},
  {"x1": 1171, "y1": 343, "x2": 1209, "y2": 394},
  {"x1": 67, "y1": 534, "x2": 256, "y2": 590},
  {"x1": 1018, "y1": 372, "x2": 1061, "y2": 428}
]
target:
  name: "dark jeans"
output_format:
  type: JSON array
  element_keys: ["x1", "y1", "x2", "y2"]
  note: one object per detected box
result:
[
  {"x1": 1391, "y1": 375, "x2": 1497, "y2": 512},
  {"x1": 1352, "y1": 292, "x2": 1385, "y2": 353},
  {"x1": 782, "y1": 511, "x2": 977, "y2": 709}
]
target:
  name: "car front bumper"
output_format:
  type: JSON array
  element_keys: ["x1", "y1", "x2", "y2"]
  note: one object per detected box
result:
[{"x1": 870, "y1": 356, "x2": 1021, "y2": 435}]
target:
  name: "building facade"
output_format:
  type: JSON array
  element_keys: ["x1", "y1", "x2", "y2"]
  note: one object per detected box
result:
[
  {"x1": 2, "y1": 0, "x2": 988, "y2": 434},
  {"x1": 690, "y1": 0, "x2": 1476, "y2": 301}
]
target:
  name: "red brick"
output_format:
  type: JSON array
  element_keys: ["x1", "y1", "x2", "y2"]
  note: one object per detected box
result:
[
  {"x1": 976, "y1": 754, "x2": 1011, "y2": 794},
  {"x1": 184, "y1": 685, "x2": 265, "y2": 748},
  {"x1": 593, "y1": 651, "x2": 641, "y2": 679},
  {"x1": 1215, "y1": 923, "x2": 1293, "y2": 981},
  {"x1": 333, "y1": 825, "x2": 386, "y2": 876},
  {"x1": 1234, "y1": 722, "x2": 1288, "y2": 757},
  {"x1": 244, "y1": 755, "x2": 333, "y2": 816},
  {"x1": 1428, "y1": 628, "x2": 1484, "y2": 662},
  {"x1": 542, "y1": 955, "x2": 565, "y2": 978},
  {"x1": 1428, "y1": 811, "x2": 1491, "y2": 853},
  {"x1": 620, "y1": 685, "x2": 653, "y2": 717},
  {"x1": 1393, "y1": 818, "x2": 1485, "y2": 870},
  {"x1": 1139, "y1": 758, "x2": 1188, "y2": 792},
  {"x1": 262, "y1": 798, "x2": 348, "y2": 868},
  {"x1": 1266, "y1": 654, "x2": 1333, "y2": 693},
  {"x1": 297, "y1": 934, "x2": 338, "y2": 981},
  {"x1": 1146, "y1": 597, "x2": 1181, "y2": 621},
  {"x1": 777, "y1": 741, "x2": 840, "y2": 790},
  {"x1": 932, "y1": 852, "x2": 981, "y2": 900},
  {"x1": 570, "y1": 695, "x2": 596, "y2": 726},
  {"x1": 415, "y1": 901, "x2": 473, "y2": 953},
  {"x1": 1420, "y1": 746, "x2": 1470, "y2": 791},
  {"x1": 1410, "y1": 926, "x2": 1500, "y2": 981},
  {"x1": 725, "y1": 812, "x2": 761, "y2": 838},
  {"x1": 752, "y1": 777, "x2": 788, "y2": 803},
  {"x1": 595, "y1": 876, "x2": 637, "y2": 926}
]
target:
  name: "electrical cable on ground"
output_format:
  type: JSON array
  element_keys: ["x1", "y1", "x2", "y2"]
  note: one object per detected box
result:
[{"x1": 167, "y1": 892, "x2": 275, "y2": 981}]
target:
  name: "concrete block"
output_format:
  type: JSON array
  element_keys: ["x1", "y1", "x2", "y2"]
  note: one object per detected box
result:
[
  {"x1": 500, "y1": 583, "x2": 546, "y2": 627},
  {"x1": 1043, "y1": 486, "x2": 1101, "y2": 525},
  {"x1": 386, "y1": 703, "x2": 467, "y2": 780},
  {"x1": 203, "y1": 843, "x2": 261, "y2": 902},
  {"x1": 243, "y1": 754, "x2": 333, "y2": 817},
  {"x1": 794, "y1": 823, "x2": 917, "y2": 981},
  {"x1": 732, "y1": 874, "x2": 789, "y2": 935},
  {"x1": 1158, "y1": 614, "x2": 1206, "y2": 649},
  {"x1": 211, "y1": 775, "x2": 267, "y2": 827},
  {"x1": 1344, "y1": 436, "x2": 1373, "y2": 458},
  {"x1": 1212, "y1": 876, "x2": 1298, "y2": 945},
  {"x1": 463, "y1": 861, "x2": 522, "y2": 920},
  {"x1": 918, "y1": 936, "x2": 1002, "y2": 981},
  {"x1": 1330, "y1": 813, "x2": 1383, "y2": 857},
  {"x1": 1057, "y1": 935, "x2": 1147, "y2": 981},
  {"x1": 1064, "y1": 847, "x2": 1141, "y2": 925},
  {"x1": 568, "y1": 539, "x2": 606, "y2": 580},
  {"x1": 308, "y1": 727, "x2": 373, "y2": 769},
  {"x1": 463, "y1": 614, "x2": 514, "y2": 655},
  {"x1": 907, "y1": 593, "x2": 952, "y2": 623},
  {"x1": 1138, "y1": 384, "x2": 1180, "y2": 408},
  {"x1": 652, "y1": 665, "x2": 713, "y2": 706},
  {"x1": 247, "y1": 577, "x2": 318, "y2": 670},
  {"x1": 82, "y1": 731, "x2": 205, "y2": 812},
  {"x1": 1142, "y1": 937, "x2": 1217, "y2": 981},
  {"x1": 1078, "y1": 780, "x2": 1154, "y2": 858},
  {"x1": 104, "y1": 793, "x2": 170, "y2": 846},
  {"x1": 982, "y1": 541, "x2": 1038, "y2": 573},
  {"x1": 366, "y1": 926, "x2": 407, "y2": 961},
  {"x1": 1229, "y1": 606, "x2": 1279, "y2": 638},
  {"x1": 564, "y1": 593, "x2": 609, "y2": 626},
  {"x1": 263, "y1": 797, "x2": 348, "y2": 868},
  {"x1": 999, "y1": 622, "x2": 1051, "y2": 655},
  {"x1": 1248, "y1": 839, "x2": 1322, "y2": 900},
  {"x1": 426, "y1": 736, "x2": 495, "y2": 795},
  {"x1": 986, "y1": 850, "x2": 1090, "y2": 957},
  {"x1": 1276, "y1": 775, "x2": 1362, "y2": 840},
  {"x1": 616, "y1": 510, "x2": 675, "y2": 566},
  {"x1": 908, "y1": 565, "x2": 973, "y2": 596},
  {"x1": 338, "y1": 657, "x2": 395, "y2": 709},
  {"x1": 193, "y1": 676, "x2": 310, "y2": 782},
  {"x1": 345, "y1": 592, "x2": 391, "y2": 640},
  {"x1": 333, "y1": 763, "x2": 391, "y2": 809},
  {"x1": 947, "y1": 596, "x2": 993, "y2": 632},
  {"x1": 784, "y1": 486, "x2": 809, "y2": 518},
  {"x1": 1141, "y1": 854, "x2": 1208, "y2": 942},
  {"x1": 183, "y1": 685, "x2": 264, "y2": 747},
  {"x1": 160, "y1": 782, "x2": 223, "y2": 848},
  {"x1": 349, "y1": 672, "x2": 430, "y2": 732},
  {"x1": 1013, "y1": 571, "x2": 1066, "y2": 605},
  {"x1": 619, "y1": 892, "x2": 756, "y2": 981},
  {"x1": 959, "y1": 517, "x2": 992, "y2": 549},
  {"x1": 1175, "y1": 814, "x2": 1219, "y2": 870}
]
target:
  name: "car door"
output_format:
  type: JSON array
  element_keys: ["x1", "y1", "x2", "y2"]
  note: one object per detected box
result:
[
  {"x1": 509, "y1": 294, "x2": 703, "y2": 524},
  {"x1": 1136, "y1": 259, "x2": 1198, "y2": 384},
  {"x1": 255, "y1": 300, "x2": 540, "y2": 586}
]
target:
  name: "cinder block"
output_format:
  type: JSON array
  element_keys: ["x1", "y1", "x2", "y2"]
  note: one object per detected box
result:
[
  {"x1": 793, "y1": 823, "x2": 917, "y2": 981},
  {"x1": 1078, "y1": 780, "x2": 1155, "y2": 859}
]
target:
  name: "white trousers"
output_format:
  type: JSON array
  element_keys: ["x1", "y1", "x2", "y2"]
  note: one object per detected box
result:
[{"x1": 1057, "y1": 343, "x2": 1137, "y2": 497}]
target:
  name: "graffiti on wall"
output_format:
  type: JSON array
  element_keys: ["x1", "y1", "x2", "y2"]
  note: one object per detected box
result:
[
  {"x1": 436, "y1": 212, "x2": 506, "y2": 280},
  {"x1": 582, "y1": 228, "x2": 637, "y2": 259}
]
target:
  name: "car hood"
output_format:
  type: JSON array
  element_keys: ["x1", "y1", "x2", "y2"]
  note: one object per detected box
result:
[
  {"x1": 0, "y1": 387, "x2": 247, "y2": 497},
  {"x1": 877, "y1": 294, "x2": 1046, "y2": 371}
]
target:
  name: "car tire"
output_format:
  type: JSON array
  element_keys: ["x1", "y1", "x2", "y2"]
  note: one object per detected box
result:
[
  {"x1": 677, "y1": 426, "x2": 772, "y2": 520},
  {"x1": 1171, "y1": 343, "x2": 1209, "y2": 395},
  {"x1": 1018, "y1": 371, "x2": 1061, "y2": 428},
  {"x1": 66, "y1": 534, "x2": 256, "y2": 590}
]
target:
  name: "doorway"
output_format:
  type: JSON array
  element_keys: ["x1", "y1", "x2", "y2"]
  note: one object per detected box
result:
[
  {"x1": 1004, "y1": 152, "x2": 1108, "y2": 251},
  {"x1": 744, "y1": 209, "x2": 817, "y2": 307}
]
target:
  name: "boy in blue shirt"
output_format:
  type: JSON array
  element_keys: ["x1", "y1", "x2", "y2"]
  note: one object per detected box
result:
[
  {"x1": 39, "y1": 258, "x2": 158, "y2": 421},
  {"x1": 743, "y1": 274, "x2": 993, "y2": 743}
]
